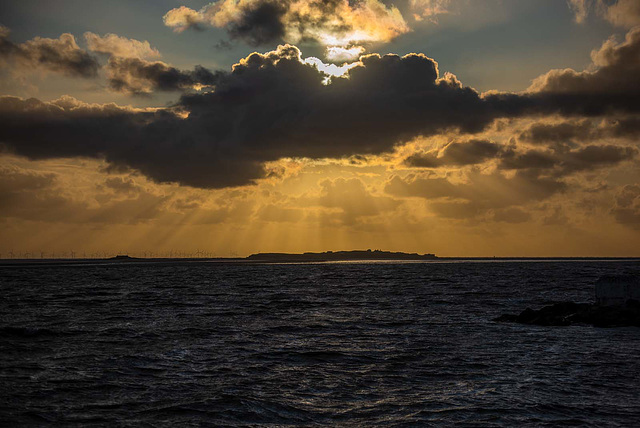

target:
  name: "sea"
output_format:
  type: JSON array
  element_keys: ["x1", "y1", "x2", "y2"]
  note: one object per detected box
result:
[{"x1": 1, "y1": 260, "x2": 640, "y2": 426}]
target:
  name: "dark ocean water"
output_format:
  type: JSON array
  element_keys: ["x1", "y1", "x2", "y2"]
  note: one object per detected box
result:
[{"x1": 1, "y1": 260, "x2": 640, "y2": 426}]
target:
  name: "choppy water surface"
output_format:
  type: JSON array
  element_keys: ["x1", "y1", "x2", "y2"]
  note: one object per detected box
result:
[{"x1": 2, "y1": 260, "x2": 640, "y2": 426}]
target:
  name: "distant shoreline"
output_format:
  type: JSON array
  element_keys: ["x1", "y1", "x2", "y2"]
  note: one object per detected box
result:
[{"x1": 0, "y1": 253, "x2": 639, "y2": 267}]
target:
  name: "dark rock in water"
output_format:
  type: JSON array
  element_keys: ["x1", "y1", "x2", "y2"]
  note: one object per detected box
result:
[
  {"x1": 496, "y1": 275, "x2": 640, "y2": 327},
  {"x1": 494, "y1": 300, "x2": 640, "y2": 327}
]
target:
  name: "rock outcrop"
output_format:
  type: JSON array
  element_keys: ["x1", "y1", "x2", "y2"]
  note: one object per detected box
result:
[
  {"x1": 495, "y1": 275, "x2": 640, "y2": 327},
  {"x1": 494, "y1": 300, "x2": 640, "y2": 327}
]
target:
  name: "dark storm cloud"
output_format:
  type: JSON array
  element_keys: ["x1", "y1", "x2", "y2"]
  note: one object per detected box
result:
[
  {"x1": 498, "y1": 145, "x2": 637, "y2": 175},
  {"x1": 1, "y1": 33, "x2": 640, "y2": 189},
  {"x1": 403, "y1": 135, "x2": 636, "y2": 175},
  {"x1": 106, "y1": 57, "x2": 222, "y2": 95},
  {"x1": 606, "y1": 116, "x2": 640, "y2": 138},
  {"x1": 567, "y1": 145, "x2": 637, "y2": 170},
  {"x1": 518, "y1": 120, "x2": 595, "y2": 145},
  {"x1": 2, "y1": 45, "x2": 489, "y2": 187},
  {"x1": 226, "y1": 1, "x2": 287, "y2": 46},
  {"x1": 405, "y1": 139, "x2": 502, "y2": 168},
  {"x1": 0, "y1": 94, "x2": 267, "y2": 188},
  {"x1": 498, "y1": 149, "x2": 557, "y2": 170},
  {"x1": 0, "y1": 27, "x2": 99, "y2": 78},
  {"x1": 175, "y1": 47, "x2": 494, "y2": 164},
  {"x1": 519, "y1": 116, "x2": 640, "y2": 145}
]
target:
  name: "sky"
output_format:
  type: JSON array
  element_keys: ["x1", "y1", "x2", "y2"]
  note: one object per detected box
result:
[{"x1": 0, "y1": 0, "x2": 639, "y2": 257}]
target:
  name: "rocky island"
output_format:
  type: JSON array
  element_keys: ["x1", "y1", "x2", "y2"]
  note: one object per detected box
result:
[
  {"x1": 109, "y1": 255, "x2": 138, "y2": 261},
  {"x1": 246, "y1": 249, "x2": 437, "y2": 262},
  {"x1": 495, "y1": 275, "x2": 640, "y2": 327}
]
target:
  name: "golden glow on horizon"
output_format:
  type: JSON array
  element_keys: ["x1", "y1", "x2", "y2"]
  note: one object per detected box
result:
[
  {"x1": 3, "y1": 2, "x2": 640, "y2": 258},
  {"x1": 2, "y1": 115, "x2": 640, "y2": 258}
]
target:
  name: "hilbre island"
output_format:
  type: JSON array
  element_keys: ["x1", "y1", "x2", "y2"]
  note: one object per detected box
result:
[{"x1": 246, "y1": 249, "x2": 437, "y2": 262}]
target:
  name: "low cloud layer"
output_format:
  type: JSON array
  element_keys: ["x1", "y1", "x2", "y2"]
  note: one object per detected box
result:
[
  {"x1": 0, "y1": 165, "x2": 167, "y2": 224},
  {"x1": 519, "y1": 117, "x2": 640, "y2": 145},
  {"x1": 105, "y1": 58, "x2": 220, "y2": 94},
  {"x1": 405, "y1": 139, "x2": 502, "y2": 168},
  {"x1": 385, "y1": 170, "x2": 567, "y2": 219},
  {"x1": 405, "y1": 135, "x2": 637, "y2": 178},
  {"x1": 499, "y1": 144, "x2": 637, "y2": 176}
]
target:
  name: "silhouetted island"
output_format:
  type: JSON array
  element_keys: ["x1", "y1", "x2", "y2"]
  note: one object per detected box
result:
[
  {"x1": 109, "y1": 255, "x2": 138, "y2": 261},
  {"x1": 246, "y1": 249, "x2": 437, "y2": 262}
]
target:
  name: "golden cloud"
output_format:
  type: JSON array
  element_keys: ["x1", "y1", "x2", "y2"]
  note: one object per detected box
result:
[{"x1": 163, "y1": 0, "x2": 409, "y2": 51}]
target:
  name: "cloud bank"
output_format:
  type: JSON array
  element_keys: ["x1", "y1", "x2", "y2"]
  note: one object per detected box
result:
[
  {"x1": 1, "y1": 23, "x2": 640, "y2": 189},
  {"x1": 0, "y1": 28, "x2": 219, "y2": 95},
  {"x1": 105, "y1": 58, "x2": 221, "y2": 95}
]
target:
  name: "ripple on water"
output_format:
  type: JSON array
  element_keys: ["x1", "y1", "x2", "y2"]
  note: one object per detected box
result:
[{"x1": 1, "y1": 261, "x2": 640, "y2": 425}]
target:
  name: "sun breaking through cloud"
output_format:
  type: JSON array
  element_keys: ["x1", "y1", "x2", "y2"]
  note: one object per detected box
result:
[{"x1": 1, "y1": 0, "x2": 640, "y2": 257}]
